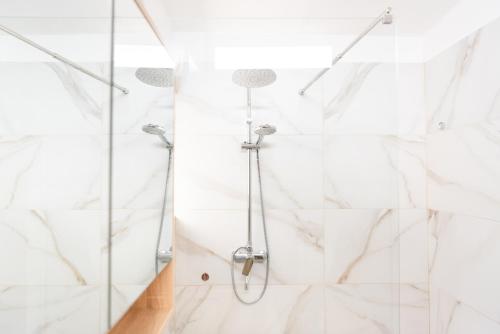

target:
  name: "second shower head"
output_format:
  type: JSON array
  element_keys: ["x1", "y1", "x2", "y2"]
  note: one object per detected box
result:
[
  {"x1": 142, "y1": 124, "x2": 173, "y2": 148},
  {"x1": 255, "y1": 124, "x2": 277, "y2": 146},
  {"x1": 232, "y1": 69, "x2": 277, "y2": 88},
  {"x1": 135, "y1": 68, "x2": 174, "y2": 88}
]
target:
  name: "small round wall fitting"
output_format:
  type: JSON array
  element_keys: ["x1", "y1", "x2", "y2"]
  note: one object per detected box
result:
[{"x1": 201, "y1": 273, "x2": 209, "y2": 281}]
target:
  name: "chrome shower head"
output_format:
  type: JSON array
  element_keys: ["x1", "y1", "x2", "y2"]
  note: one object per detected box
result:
[
  {"x1": 135, "y1": 68, "x2": 174, "y2": 88},
  {"x1": 255, "y1": 124, "x2": 277, "y2": 146},
  {"x1": 255, "y1": 124, "x2": 277, "y2": 136},
  {"x1": 232, "y1": 69, "x2": 277, "y2": 88},
  {"x1": 142, "y1": 124, "x2": 165, "y2": 136},
  {"x1": 142, "y1": 124, "x2": 173, "y2": 148}
]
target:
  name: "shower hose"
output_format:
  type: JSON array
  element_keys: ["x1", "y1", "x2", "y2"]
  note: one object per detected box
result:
[
  {"x1": 155, "y1": 148, "x2": 173, "y2": 275},
  {"x1": 231, "y1": 149, "x2": 270, "y2": 304}
]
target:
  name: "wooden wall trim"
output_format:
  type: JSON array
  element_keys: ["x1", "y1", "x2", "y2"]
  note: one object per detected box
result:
[{"x1": 108, "y1": 261, "x2": 174, "y2": 334}]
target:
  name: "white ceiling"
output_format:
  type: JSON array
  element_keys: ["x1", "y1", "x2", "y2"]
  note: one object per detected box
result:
[
  {"x1": 0, "y1": 0, "x2": 143, "y2": 18},
  {"x1": 163, "y1": 0, "x2": 461, "y2": 34},
  {"x1": 1, "y1": 0, "x2": 461, "y2": 34}
]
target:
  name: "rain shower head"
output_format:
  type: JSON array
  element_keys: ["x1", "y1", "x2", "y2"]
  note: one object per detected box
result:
[
  {"x1": 142, "y1": 124, "x2": 173, "y2": 148},
  {"x1": 232, "y1": 69, "x2": 277, "y2": 88},
  {"x1": 135, "y1": 68, "x2": 174, "y2": 88},
  {"x1": 255, "y1": 124, "x2": 277, "y2": 146}
]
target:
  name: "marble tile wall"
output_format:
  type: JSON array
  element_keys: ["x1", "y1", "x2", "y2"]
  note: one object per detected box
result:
[
  {"x1": 425, "y1": 17, "x2": 500, "y2": 334},
  {"x1": 173, "y1": 60, "x2": 428, "y2": 333},
  {"x1": 0, "y1": 61, "x2": 111, "y2": 333},
  {"x1": 0, "y1": 63, "x2": 173, "y2": 332}
]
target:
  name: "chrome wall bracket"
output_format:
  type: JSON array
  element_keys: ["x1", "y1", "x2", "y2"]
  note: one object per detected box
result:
[
  {"x1": 157, "y1": 249, "x2": 173, "y2": 264},
  {"x1": 241, "y1": 142, "x2": 260, "y2": 150},
  {"x1": 233, "y1": 248, "x2": 267, "y2": 264}
]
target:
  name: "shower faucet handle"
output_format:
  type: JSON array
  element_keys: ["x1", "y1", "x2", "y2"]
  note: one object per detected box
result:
[
  {"x1": 242, "y1": 258, "x2": 254, "y2": 276},
  {"x1": 241, "y1": 142, "x2": 258, "y2": 150}
]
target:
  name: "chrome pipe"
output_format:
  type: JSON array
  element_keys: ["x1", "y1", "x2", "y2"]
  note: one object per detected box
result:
[
  {"x1": 0, "y1": 24, "x2": 129, "y2": 94},
  {"x1": 298, "y1": 7, "x2": 392, "y2": 96},
  {"x1": 246, "y1": 87, "x2": 253, "y2": 249}
]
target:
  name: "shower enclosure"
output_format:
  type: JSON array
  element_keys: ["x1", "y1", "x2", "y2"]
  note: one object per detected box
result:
[
  {"x1": 0, "y1": 0, "x2": 175, "y2": 333},
  {"x1": 172, "y1": 8, "x2": 412, "y2": 334},
  {"x1": 3, "y1": 1, "x2": 498, "y2": 333}
]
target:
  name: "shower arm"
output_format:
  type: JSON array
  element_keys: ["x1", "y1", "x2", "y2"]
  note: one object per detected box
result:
[
  {"x1": 298, "y1": 7, "x2": 392, "y2": 96},
  {"x1": 0, "y1": 24, "x2": 129, "y2": 94}
]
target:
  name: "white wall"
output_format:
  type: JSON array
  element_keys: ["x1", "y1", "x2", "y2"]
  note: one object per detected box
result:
[{"x1": 425, "y1": 17, "x2": 500, "y2": 334}]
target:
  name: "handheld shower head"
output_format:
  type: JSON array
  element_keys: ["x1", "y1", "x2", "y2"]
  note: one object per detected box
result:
[
  {"x1": 142, "y1": 124, "x2": 173, "y2": 148},
  {"x1": 255, "y1": 124, "x2": 277, "y2": 146},
  {"x1": 142, "y1": 124, "x2": 165, "y2": 136},
  {"x1": 135, "y1": 68, "x2": 174, "y2": 88}
]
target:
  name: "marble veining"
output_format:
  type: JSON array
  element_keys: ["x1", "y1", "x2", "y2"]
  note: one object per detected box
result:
[
  {"x1": 324, "y1": 63, "x2": 378, "y2": 121},
  {"x1": 426, "y1": 18, "x2": 500, "y2": 132},
  {"x1": 30, "y1": 210, "x2": 87, "y2": 285},
  {"x1": 173, "y1": 285, "x2": 323, "y2": 334},
  {"x1": 0, "y1": 286, "x2": 102, "y2": 334},
  {"x1": 336, "y1": 209, "x2": 392, "y2": 284},
  {"x1": 427, "y1": 32, "x2": 480, "y2": 130},
  {"x1": 46, "y1": 62, "x2": 103, "y2": 125}
]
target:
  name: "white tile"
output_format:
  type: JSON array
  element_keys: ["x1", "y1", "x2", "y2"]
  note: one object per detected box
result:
[
  {"x1": 111, "y1": 209, "x2": 163, "y2": 285},
  {"x1": 112, "y1": 134, "x2": 172, "y2": 209},
  {"x1": 176, "y1": 209, "x2": 323, "y2": 285},
  {"x1": 0, "y1": 285, "x2": 102, "y2": 334},
  {"x1": 263, "y1": 209, "x2": 324, "y2": 284},
  {"x1": 429, "y1": 289, "x2": 500, "y2": 334},
  {"x1": 174, "y1": 135, "x2": 247, "y2": 210},
  {"x1": 399, "y1": 210, "x2": 428, "y2": 284},
  {"x1": 429, "y1": 212, "x2": 500, "y2": 325},
  {"x1": 427, "y1": 124, "x2": 500, "y2": 221},
  {"x1": 0, "y1": 210, "x2": 103, "y2": 285},
  {"x1": 0, "y1": 63, "x2": 108, "y2": 136},
  {"x1": 323, "y1": 63, "x2": 398, "y2": 135},
  {"x1": 324, "y1": 135, "x2": 425, "y2": 209},
  {"x1": 174, "y1": 285, "x2": 324, "y2": 334},
  {"x1": 175, "y1": 210, "x2": 246, "y2": 285},
  {"x1": 400, "y1": 284, "x2": 430, "y2": 334},
  {"x1": 0, "y1": 136, "x2": 104, "y2": 210},
  {"x1": 255, "y1": 135, "x2": 323, "y2": 210},
  {"x1": 324, "y1": 209, "x2": 398, "y2": 284},
  {"x1": 325, "y1": 284, "x2": 399, "y2": 334},
  {"x1": 397, "y1": 64, "x2": 426, "y2": 135},
  {"x1": 325, "y1": 283, "x2": 428, "y2": 334},
  {"x1": 175, "y1": 67, "x2": 248, "y2": 136},
  {"x1": 323, "y1": 63, "x2": 425, "y2": 135},
  {"x1": 324, "y1": 209, "x2": 427, "y2": 284},
  {"x1": 176, "y1": 134, "x2": 322, "y2": 211},
  {"x1": 425, "y1": 19, "x2": 500, "y2": 133},
  {"x1": 252, "y1": 69, "x2": 324, "y2": 135}
]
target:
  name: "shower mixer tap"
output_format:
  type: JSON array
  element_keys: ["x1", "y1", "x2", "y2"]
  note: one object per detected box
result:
[
  {"x1": 233, "y1": 249, "x2": 268, "y2": 264},
  {"x1": 233, "y1": 248, "x2": 267, "y2": 290},
  {"x1": 231, "y1": 69, "x2": 276, "y2": 304}
]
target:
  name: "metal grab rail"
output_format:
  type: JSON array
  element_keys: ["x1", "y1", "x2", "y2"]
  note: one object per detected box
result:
[
  {"x1": 298, "y1": 7, "x2": 392, "y2": 96},
  {"x1": 0, "y1": 24, "x2": 129, "y2": 94}
]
